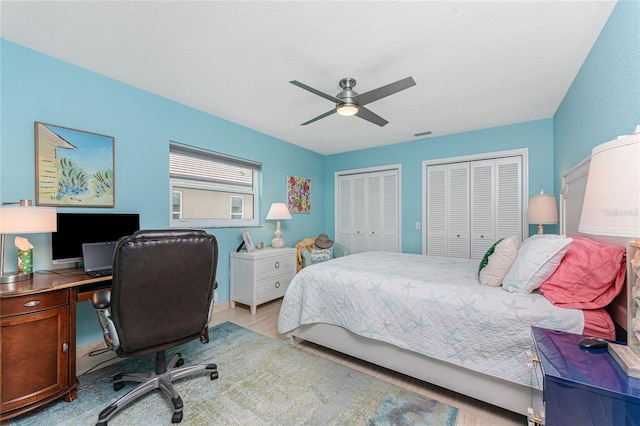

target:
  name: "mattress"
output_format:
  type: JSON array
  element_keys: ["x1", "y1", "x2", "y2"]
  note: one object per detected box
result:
[{"x1": 278, "y1": 251, "x2": 589, "y2": 387}]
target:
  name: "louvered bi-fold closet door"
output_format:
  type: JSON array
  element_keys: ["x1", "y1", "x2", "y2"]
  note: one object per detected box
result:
[
  {"x1": 426, "y1": 162, "x2": 470, "y2": 258},
  {"x1": 494, "y1": 156, "x2": 522, "y2": 243},
  {"x1": 337, "y1": 169, "x2": 399, "y2": 254},
  {"x1": 470, "y1": 160, "x2": 495, "y2": 259},
  {"x1": 428, "y1": 156, "x2": 522, "y2": 259},
  {"x1": 470, "y1": 156, "x2": 523, "y2": 259},
  {"x1": 337, "y1": 174, "x2": 367, "y2": 254},
  {"x1": 447, "y1": 163, "x2": 470, "y2": 258}
]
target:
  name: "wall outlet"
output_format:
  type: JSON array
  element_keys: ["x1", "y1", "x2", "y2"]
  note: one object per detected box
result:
[
  {"x1": 213, "y1": 290, "x2": 219, "y2": 302},
  {"x1": 415, "y1": 221, "x2": 421, "y2": 230}
]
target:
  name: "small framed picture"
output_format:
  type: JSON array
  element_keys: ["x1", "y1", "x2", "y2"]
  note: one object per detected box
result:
[{"x1": 241, "y1": 229, "x2": 255, "y2": 252}]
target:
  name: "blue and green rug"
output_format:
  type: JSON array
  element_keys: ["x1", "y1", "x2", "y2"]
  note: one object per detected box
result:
[{"x1": 10, "y1": 322, "x2": 458, "y2": 425}]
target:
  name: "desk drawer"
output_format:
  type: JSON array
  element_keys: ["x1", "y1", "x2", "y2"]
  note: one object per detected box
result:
[{"x1": 0, "y1": 290, "x2": 68, "y2": 318}]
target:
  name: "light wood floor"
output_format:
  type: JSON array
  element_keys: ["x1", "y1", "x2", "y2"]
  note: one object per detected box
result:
[{"x1": 77, "y1": 299, "x2": 526, "y2": 426}]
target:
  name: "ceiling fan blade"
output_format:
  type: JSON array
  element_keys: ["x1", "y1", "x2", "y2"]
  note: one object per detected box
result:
[
  {"x1": 355, "y1": 106, "x2": 388, "y2": 127},
  {"x1": 301, "y1": 109, "x2": 336, "y2": 126},
  {"x1": 290, "y1": 80, "x2": 343, "y2": 104},
  {"x1": 354, "y1": 76, "x2": 416, "y2": 106}
]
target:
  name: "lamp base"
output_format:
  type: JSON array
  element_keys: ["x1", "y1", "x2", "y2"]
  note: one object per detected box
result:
[
  {"x1": 0, "y1": 271, "x2": 34, "y2": 284},
  {"x1": 608, "y1": 342, "x2": 640, "y2": 378},
  {"x1": 271, "y1": 237, "x2": 285, "y2": 248}
]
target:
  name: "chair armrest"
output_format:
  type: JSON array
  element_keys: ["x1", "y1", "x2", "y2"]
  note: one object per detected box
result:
[
  {"x1": 92, "y1": 289, "x2": 111, "y2": 310},
  {"x1": 301, "y1": 250, "x2": 312, "y2": 268},
  {"x1": 333, "y1": 244, "x2": 350, "y2": 258}
]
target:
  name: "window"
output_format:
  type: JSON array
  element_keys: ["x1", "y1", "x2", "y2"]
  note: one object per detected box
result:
[{"x1": 169, "y1": 141, "x2": 261, "y2": 228}]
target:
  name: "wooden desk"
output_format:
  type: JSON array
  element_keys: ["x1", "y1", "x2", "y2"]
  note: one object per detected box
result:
[{"x1": 0, "y1": 269, "x2": 111, "y2": 421}]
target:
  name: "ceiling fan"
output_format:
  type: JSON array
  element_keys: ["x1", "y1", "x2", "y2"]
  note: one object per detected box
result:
[{"x1": 289, "y1": 76, "x2": 416, "y2": 127}]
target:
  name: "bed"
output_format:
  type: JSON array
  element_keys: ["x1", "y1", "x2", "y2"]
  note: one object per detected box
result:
[{"x1": 277, "y1": 160, "x2": 630, "y2": 416}]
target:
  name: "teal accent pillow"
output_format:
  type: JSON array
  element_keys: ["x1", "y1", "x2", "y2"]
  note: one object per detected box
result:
[{"x1": 478, "y1": 238, "x2": 504, "y2": 275}]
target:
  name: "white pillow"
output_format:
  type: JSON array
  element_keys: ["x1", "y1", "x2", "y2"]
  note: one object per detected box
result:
[
  {"x1": 310, "y1": 247, "x2": 333, "y2": 263},
  {"x1": 479, "y1": 236, "x2": 519, "y2": 287},
  {"x1": 502, "y1": 234, "x2": 573, "y2": 294}
]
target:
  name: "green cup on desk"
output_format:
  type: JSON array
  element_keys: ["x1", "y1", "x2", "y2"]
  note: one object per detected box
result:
[{"x1": 18, "y1": 249, "x2": 33, "y2": 274}]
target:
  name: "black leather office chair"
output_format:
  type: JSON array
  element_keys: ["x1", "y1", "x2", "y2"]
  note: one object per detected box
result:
[{"x1": 92, "y1": 229, "x2": 219, "y2": 425}]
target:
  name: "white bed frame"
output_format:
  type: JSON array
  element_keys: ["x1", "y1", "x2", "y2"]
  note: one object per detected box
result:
[{"x1": 286, "y1": 159, "x2": 629, "y2": 416}]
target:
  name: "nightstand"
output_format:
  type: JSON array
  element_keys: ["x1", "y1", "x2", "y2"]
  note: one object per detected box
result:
[
  {"x1": 230, "y1": 247, "x2": 296, "y2": 315},
  {"x1": 531, "y1": 327, "x2": 640, "y2": 426}
]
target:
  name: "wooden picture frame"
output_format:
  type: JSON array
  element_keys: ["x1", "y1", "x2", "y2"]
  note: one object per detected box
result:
[
  {"x1": 241, "y1": 229, "x2": 255, "y2": 252},
  {"x1": 35, "y1": 121, "x2": 115, "y2": 207}
]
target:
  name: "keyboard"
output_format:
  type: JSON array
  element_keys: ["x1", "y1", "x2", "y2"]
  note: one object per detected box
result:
[{"x1": 87, "y1": 269, "x2": 112, "y2": 278}]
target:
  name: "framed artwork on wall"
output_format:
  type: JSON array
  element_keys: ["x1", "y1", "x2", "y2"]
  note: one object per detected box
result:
[
  {"x1": 287, "y1": 175, "x2": 311, "y2": 213},
  {"x1": 35, "y1": 122, "x2": 115, "y2": 207}
]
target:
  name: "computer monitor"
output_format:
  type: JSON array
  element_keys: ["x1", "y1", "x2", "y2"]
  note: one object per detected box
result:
[{"x1": 51, "y1": 213, "x2": 140, "y2": 264}]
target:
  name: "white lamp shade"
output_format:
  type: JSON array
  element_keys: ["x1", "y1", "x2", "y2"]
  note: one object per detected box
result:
[
  {"x1": 265, "y1": 203, "x2": 292, "y2": 220},
  {"x1": 528, "y1": 192, "x2": 558, "y2": 224},
  {"x1": 0, "y1": 205, "x2": 57, "y2": 233},
  {"x1": 579, "y1": 126, "x2": 640, "y2": 237}
]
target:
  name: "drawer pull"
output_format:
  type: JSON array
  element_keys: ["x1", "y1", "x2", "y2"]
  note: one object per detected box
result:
[
  {"x1": 275, "y1": 281, "x2": 280, "y2": 288},
  {"x1": 274, "y1": 261, "x2": 280, "y2": 269},
  {"x1": 62, "y1": 343, "x2": 69, "y2": 353},
  {"x1": 24, "y1": 300, "x2": 41, "y2": 308}
]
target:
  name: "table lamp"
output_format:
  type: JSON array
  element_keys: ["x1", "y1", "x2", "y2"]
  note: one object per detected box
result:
[
  {"x1": 265, "y1": 202, "x2": 292, "y2": 248},
  {"x1": 528, "y1": 190, "x2": 558, "y2": 235},
  {"x1": 0, "y1": 200, "x2": 57, "y2": 283},
  {"x1": 578, "y1": 125, "x2": 640, "y2": 378}
]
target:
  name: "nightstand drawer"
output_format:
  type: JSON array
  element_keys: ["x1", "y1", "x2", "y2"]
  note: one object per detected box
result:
[
  {"x1": 256, "y1": 255, "x2": 295, "y2": 279},
  {"x1": 256, "y1": 272, "x2": 295, "y2": 303}
]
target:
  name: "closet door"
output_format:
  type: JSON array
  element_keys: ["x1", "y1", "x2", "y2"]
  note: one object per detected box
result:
[
  {"x1": 447, "y1": 163, "x2": 470, "y2": 258},
  {"x1": 337, "y1": 176, "x2": 352, "y2": 247},
  {"x1": 426, "y1": 165, "x2": 447, "y2": 256},
  {"x1": 426, "y1": 162, "x2": 470, "y2": 258},
  {"x1": 494, "y1": 156, "x2": 522, "y2": 241},
  {"x1": 337, "y1": 169, "x2": 399, "y2": 254},
  {"x1": 350, "y1": 175, "x2": 367, "y2": 253},
  {"x1": 470, "y1": 160, "x2": 495, "y2": 259},
  {"x1": 381, "y1": 171, "x2": 399, "y2": 252}
]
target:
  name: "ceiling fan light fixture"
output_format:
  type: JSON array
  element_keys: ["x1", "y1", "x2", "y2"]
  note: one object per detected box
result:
[{"x1": 336, "y1": 103, "x2": 359, "y2": 116}]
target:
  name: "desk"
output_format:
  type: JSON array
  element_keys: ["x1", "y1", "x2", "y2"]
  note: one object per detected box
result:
[{"x1": 0, "y1": 268, "x2": 111, "y2": 421}]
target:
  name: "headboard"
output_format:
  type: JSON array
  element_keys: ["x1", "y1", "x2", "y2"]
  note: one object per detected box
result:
[{"x1": 560, "y1": 158, "x2": 629, "y2": 334}]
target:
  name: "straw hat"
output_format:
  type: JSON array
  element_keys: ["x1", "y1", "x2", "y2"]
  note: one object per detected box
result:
[{"x1": 315, "y1": 233, "x2": 334, "y2": 249}]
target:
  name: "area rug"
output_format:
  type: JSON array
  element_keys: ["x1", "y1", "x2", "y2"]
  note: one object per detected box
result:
[{"x1": 10, "y1": 322, "x2": 458, "y2": 425}]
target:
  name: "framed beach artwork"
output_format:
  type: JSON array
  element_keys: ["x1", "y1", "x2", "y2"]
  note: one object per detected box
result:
[
  {"x1": 287, "y1": 175, "x2": 311, "y2": 213},
  {"x1": 35, "y1": 122, "x2": 115, "y2": 207}
]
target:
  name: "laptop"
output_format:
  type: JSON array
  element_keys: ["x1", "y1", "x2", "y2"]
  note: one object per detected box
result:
[{"x1": 82, "y1": 241, "x2": 117, "y2": 277}]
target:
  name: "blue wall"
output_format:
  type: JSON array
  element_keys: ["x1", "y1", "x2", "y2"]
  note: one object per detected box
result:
[
  {"x1": 553, "y1": 0, "x2": 640, "y2": 191},
  {"x1": 1, "y1": 39, "x2": 326, "y2": 345},
  {"x1": 1, "y1": 0, "x2": 636, "y2": 346},
  {"x1": 324, "y1": 119, "x2": 555, "y2": 252}
]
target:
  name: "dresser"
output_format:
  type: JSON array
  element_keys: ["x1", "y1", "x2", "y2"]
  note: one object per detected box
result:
[
  {"x1": 230, "y1": 247, "x2": 296, "y2": 314},
  {"x1": 531, "y1": 326, "x2": 640, "y2": 426}
]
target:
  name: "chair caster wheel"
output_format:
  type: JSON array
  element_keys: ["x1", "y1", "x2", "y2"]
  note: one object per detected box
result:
[
  {"x1": 176, "y1": 358, "x2": 184, "y2": 367},
  {"x1": 210, "y1": 371, "x2": 219, "y2": 380},
  {"x1": 113, "y1": 381, "x2": 125, "y2": 391},
  {"x1": 172, "y1": 411, "x2": 183, "y2": 423}
]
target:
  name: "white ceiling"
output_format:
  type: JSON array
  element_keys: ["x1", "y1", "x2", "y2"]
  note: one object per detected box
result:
[{"x1": 1, "y1": 1, "x2": 616, "y2": 155}]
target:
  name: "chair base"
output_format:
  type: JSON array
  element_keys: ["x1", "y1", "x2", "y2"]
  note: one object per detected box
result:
[{"x1": 96, "y1": 352, "x2": 218, "y2": 426}]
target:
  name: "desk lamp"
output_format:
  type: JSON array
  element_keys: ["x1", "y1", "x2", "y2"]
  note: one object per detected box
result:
[
  {"x1": 0, "y1": 200, "x2": 57, "y2": 283},
  {"x1": 265, "y1": 202, "x2": 292, "y2": 248},
  {"x1": 528, "y1": 190, "x2": 558, "y2": 235},
  {"x1": 579, "y1": 126, "x2": 640, "y2": 378}
]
